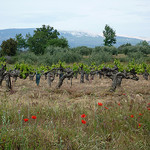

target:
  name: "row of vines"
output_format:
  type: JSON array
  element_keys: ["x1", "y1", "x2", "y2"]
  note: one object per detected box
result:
[
  {"x1": 0, "y1": 59, "x2": 149, "y2": 92},
  {"x1": 0, "y1": 60, "x2": 150, "y2": 78}
]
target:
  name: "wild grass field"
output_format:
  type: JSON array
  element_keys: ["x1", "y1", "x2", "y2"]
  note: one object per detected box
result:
[{"x1": 0, "y1": 75, "x2": 150, "y2": 149}]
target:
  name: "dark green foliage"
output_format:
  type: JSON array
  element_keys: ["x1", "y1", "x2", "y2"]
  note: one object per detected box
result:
[
  {"x1": 71, "y1": 46, "x2": 93, "y2": 56},
  {"x1": 13, "y1": 51, "x2": 38, "y2": 64},
  {"x1": 15, "y1": 34, "x2": 27, "y2": 50},
  {"x1": 27, "y1": 25, "x2": 67, "y2": 55},
  {"x1": 118, "y1": 43, "x2": 132, "y2": 54},
  {"x1": 13, "y1": 47, "x2": 82, "y2": 65},
  {"x1": 118, "y1": 43, "x2": 132, "y2": 48},
  {"x1": 94, "y1": 46, "x2": 118, "y2": 55},
  {"x1": 127, "y1": 51, "x2": 145, "y2": 63},
  {"x1": 47, "y1": 37, "x2": 69, "y2": 48},
  {"x1": 40, "y1": 47, "x2": 82, "y2": 65},
  {"x1": 118, "y1": 41, "x2": 150, "y2": 56},
  {"x1": 136, "y1": 40, "x2": 149, "y2": 47},
  {"x1": 119, "y1": 45, "x2": 150, "y2": 56},
  {"x1": 103, "y1": 24, "x2": 116, "y2": 46},
  {"x1": 87, "y1": 51, "x2": 112, "y2": 65},
  {"x1": 136, "y1": 46, "x2": 150, "y2": 56},
  {"x1": 54, "y1": 50, "x2": 81, "y2": 64},
  {"x1": 27, "y1": 25, "x2": 57, "y2": 55},
  {"x1": 120, "y1": 45, "x2": 136, "y2": 55},
  {"x1": 93, "y1": 46, "x2": 103, "y2": 53},
  {"x1": 1, "y1": 38, "x2": 17, "y2": 56}
]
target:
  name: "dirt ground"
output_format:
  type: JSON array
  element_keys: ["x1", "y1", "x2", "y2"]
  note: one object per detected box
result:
[{"x1": 0, "y1": 75, "x2": 149, "y2": 108}]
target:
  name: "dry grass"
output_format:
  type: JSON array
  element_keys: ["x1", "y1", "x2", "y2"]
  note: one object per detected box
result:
[
  {"x1": 0, "y1": 75, "x2": 149, "y2": 105},
  {"x1": 0, "y1": 75, "x2": 150, "y2": 149}
]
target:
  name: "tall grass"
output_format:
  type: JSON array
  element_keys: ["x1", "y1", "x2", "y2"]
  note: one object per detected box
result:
[{"x1": 0, "y1": 92, "x2": 150, "y2": 149}]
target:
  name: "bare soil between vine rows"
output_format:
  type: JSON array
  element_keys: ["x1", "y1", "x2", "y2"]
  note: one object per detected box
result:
[{"x1": 0, "y1": 75, "x2": 149, "y2": 107}]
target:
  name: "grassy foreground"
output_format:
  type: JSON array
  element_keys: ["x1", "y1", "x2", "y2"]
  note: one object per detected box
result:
[{"x1": 0, "y1": 76, "x2": 150, "y2": 150}]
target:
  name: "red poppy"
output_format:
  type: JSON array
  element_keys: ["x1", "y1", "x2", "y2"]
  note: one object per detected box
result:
[
  {"x1": 98, "y1": 102, "x2": 103, "y2": 106},
  {"x1": 147, "y1": 108, "x2": 150, "y2": 110},
  {"x1": 122, "y1": 93, "x2": 126, "y2": 95},
  {"x1": 139, "y1": 113, "x2": 142, "y2": 116},
  {"x1": 118, "y1": 103, "x2": 121, "y2": 106},
  {"x1": 32, "y1": 116, "x2": 37, "y2": 119},
  {"x1": 105, "y1": 107, "x2": 108, "y2": 109},
  {"x1": 37, "y1": 112, "x2": 39, "y2": 114},
  {"x1": 81, "y1": 114, "x2": 87, "y2": 118},
  {"x1": 24, "y1": 118, "x2": 29, "y2": 122},
  {"x1": 81, "y1": 120, "x2": 86, "y2": 124},
  {"x1": 138, "y1": 123, "x2": 141, "y2": 127},
  {"x1": 130, "y1": 115, "x2": 134, "y2": 118}
]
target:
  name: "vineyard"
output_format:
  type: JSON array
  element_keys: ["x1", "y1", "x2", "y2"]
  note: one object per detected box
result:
[
  {"x1": 0, "y1": 59, "x2": 150, "y2": 91},
  {"x1": 0, "y1": 60, "x2": 150, "y2": 149}
]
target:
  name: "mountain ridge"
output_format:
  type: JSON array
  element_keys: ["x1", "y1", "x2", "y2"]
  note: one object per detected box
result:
[{"x1": 0, "y1": 28, "x2": 149, "y2": 48}]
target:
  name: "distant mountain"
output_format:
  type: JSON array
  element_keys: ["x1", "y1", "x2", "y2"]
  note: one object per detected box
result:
[
  {"x1": 59, "y1": 31, "x2": 146, "y2": 47},
  {"x1": 0, "y1": 28, "x2": 34, "y2": 43},
  {"x1": 0, "y1": 28, "x2": 148, "y2": 48}
]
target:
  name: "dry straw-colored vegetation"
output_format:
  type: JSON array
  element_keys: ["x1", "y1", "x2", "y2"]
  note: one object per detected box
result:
[{"x1": 0, "y1": 75, "x2": 150, "y2": 149}]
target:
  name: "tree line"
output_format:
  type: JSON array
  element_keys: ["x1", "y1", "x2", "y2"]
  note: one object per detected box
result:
[
  {"x1": 0, "y1": 25, "x2": 69, "y2": 56},
  {"x1": 0, "y1": 24, "x2": 119, "y2": 56},
  {"x1": 0, "y1": 24, "x2": 150, "y2": 65}
]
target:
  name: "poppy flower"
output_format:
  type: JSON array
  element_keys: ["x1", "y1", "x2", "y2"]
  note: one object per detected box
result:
[
  {"x1": 138, "y1": 123, "x2": 141, "y2": 127},
  {"x1": 122, "y1": 93, "x2": 126, "y2": 95},
  {"x1": 98, "y1": 103, "x2": 103, "y2": 106},
  {"x1": 24, "y1": 118, "x2": 29, "y2": 122},
  {"x1": 147, "y1": 108, "x2": 150, "y2": 110},
  {"x1": 81, "y1": 120, "x2": 86, "y2": 124},
  {"x1": 81, "y1": 114, "x2": 87, "y2": 118},
  {"x1": 118, "y1": 103, "x2": 121, "y2": 106},
  {"x1": 105, "y1": 107, "x2": 108, "y2": 109},
  {"x1": 32, "y1": 116, "x2": 37, "y2": 119},
  {"x1": 130, "y1": 115, "x2": 134, "y2": 118},
  {"x1": 139, "y1": 113, "x2": 142, "y2": 116}
]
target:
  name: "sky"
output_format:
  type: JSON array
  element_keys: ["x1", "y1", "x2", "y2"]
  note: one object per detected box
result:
[{"x1": 1, "y1": 0, "x2": 150, "y2": 40}]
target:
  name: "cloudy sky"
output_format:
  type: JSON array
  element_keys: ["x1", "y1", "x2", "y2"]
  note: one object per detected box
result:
[{"x1": 1, "y1": 0, "x2": 150, "y2": 39}]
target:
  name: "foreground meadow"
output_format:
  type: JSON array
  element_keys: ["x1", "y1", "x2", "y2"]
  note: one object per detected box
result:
[{"x1": 0, "y1": 75, "x2": 150, "y2": 150}]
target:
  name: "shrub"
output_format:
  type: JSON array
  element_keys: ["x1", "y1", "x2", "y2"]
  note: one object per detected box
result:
[
  {"x1": 43, "y1": 46, "x2": 82, "y2": 65},
  {"x1": 127, "y1": 52, "x2": 145, "y2": 63},
  {"x1": 1, "y1": 38, "x2": 17, "y2": 56},
  {"x1": 87, "y1": 51, "x2": 112, "y2": 65},
  {"x1": 40, "y1": 50, "x2": 82, "y2": 65},
  {"x1": 45, "y1": 46, "x2": 64, "y2": 55},
  {"x1": 13, "y1": 51, "x2": 39, "y2": 64},
  {"x1": 71, "y1": 46, "x2": 93, "y2": 56},
  {"x1": 94, "y1": 46, "x2": 118, "y2": 55}
]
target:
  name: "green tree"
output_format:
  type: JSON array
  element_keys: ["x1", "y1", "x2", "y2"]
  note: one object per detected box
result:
[
  {"x1": 47, "y1": 37, "x2": 68, "y2": 48},
  {"x1": 72, "y1": 46, "x2": 93, "y2": 56},
  {"x1": 15, "y1": 34, "x2": 27, "y2": 50},
  {"x1": 136, "y1": 40, "x2": 149, "y2": 47},
  {"x1": 103, "y1": 24, "x2": 116, "y2": 46},
  {"x1": 27, "y1": 25, "x2": 68, "y2": 55},
  {"x1": 118, "y1": 43, "x2": 132, "y2": 54},
  {"x1": 136, "y1": 41, "x2": 150, "y2": 55},
  {"x1": 1, "y1": 38, "x2": 17, "y2": 56}
]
